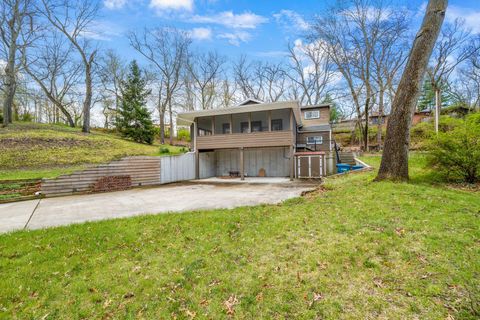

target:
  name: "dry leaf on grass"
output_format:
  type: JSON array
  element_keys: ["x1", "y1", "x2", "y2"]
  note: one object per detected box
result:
[
  {"x1": 224, "y1": 295, "x2": 239, "y2": 316},
  {"x1": 395, "y1": 227, "x2": 406, "y2": 237},
  {"x1": 308, "y1": 292, "x2": 323, "y2": 308}
]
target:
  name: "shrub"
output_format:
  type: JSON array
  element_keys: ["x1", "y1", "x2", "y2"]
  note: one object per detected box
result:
[
  {"x1": 19, "y1": 113, "x2": 33, "y2": 122},
  {"x1": 427, "y1": 113, "x2": 480, "y2": 183},
  {"x1": 177, "y1": 128, "x2": 191, "y2": 141},
  {"x1": 159, "y1": 146, "x2": 170, "y2": 154}
]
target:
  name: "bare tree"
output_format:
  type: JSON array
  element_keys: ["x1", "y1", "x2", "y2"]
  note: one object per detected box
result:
[
  {"x1": 23, "y1": 32, "x2": 82, "y2": 127},
  {"x1": 129, "y1": 27, "x2": 191, "y2": 144},
  {"x1": 426, "y1": 18, "x2": 479, "y2": 132},
  {"x1": 99, "y1": 50, "x2": 126, "y2": 125},
  {"x1": 377, "y1": 0, "x2": 447, "y2": 181},
  {"x1": 260, "y1": 62, "x2": 287, "y2": 102},
  {"x1": 38, "y1": 0, "x2": 100, "y2": 133},
  {"x1": 371, "y1": 12, "x2": 409, "y2": 148},
  {"x1": 459, "y1": 51, "x2": 480, "y2": 110},
  {"x1": 287, "y1": 40, "x2": 334, "y2": 106},
  {"x1": 187, "y1": 51, "x2": 226, "y2": 110},
  {"x1": 312, "y1": 0, "x2": 410, "y2": 151},
  {"x1": 233, "y1": 55, "x2": 260, "y2": 101},
  {"x1": 0, "y1": 0, "x2": 36, "y2": 126},
  {"x1": 219, "y1": 77, "x2": 237, "y2": 108}
]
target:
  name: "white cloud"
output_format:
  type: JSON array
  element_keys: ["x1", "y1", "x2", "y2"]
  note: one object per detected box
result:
[
  {"x1": 218, "y1": 31, "x2": 251, "y2": 46},
  {"x1": 255, "y1": 50, "x2": 288, "y2": 58},
  {"x1": 446, "y1": 5, "x2": 480, "y2": 34},
  {"x1": 104, "y1": 0, "x2": 126, "y2": 10},
  {"x1": 81, "y1": 21, "x2": 124, "y2": 41},
  {"x1": 191, "y1": 11, "x2": 268, "y2": 29},
  {"x1": 190, "y1": 27, "x2": 212, "y2": 41},
  {"x1": 149, "y1": 0, "x2": 193, "y2": 12},
  {"x1": 273, "y1": 10, "x2": 310, "y2": 32}
]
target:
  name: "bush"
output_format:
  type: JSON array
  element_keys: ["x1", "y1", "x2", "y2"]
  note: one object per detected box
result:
[
  {"x1": 427, "y1": 113, "x2": 480, "y2": 183},
  {"x1": 177, "y1": 128, "x2": 191, "y2": 141},
  {"x1": 159, "y1": 146, "x2": 170, "y2": 154},
  {"x1": 19, "y1": 113, "x2": 33, "y2": 122}
]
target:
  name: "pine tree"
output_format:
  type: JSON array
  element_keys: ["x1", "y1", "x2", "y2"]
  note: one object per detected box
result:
[
  {"x1": 117, "y1": 60, "x2": 155, "y2": 144},
  {"x1": 417, "y1": 79, "x2": 453, "y2": 111}
]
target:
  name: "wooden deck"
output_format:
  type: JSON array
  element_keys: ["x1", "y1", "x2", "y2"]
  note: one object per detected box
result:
[{"x1": 196, "y1": 130, "x2": 294, "y2": 150}]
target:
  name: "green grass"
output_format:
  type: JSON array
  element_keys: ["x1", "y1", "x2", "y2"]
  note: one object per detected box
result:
[
  {"x1": 0, "y1": 155, "x2": 479, "y2": 319},
  {"x1": 0, "y1": 122, "x2": 185, "y2": 180}
]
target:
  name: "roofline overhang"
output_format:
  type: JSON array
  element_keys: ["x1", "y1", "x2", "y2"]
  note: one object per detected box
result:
[{"x1": 177, "y1": 100, "x2": 303, "y2": 126}]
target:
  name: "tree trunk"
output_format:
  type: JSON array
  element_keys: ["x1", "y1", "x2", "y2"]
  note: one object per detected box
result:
[
  {"x1": 434, "y1": 87, "x2": 441, "y2": 133},
  {"x1": 82, "y1": 63, "x2": 92, "y2": 133},
  {"x1": 158, "y1": 92, "x2": 165, "y2": 144},
  {"x1": 3, "y1": 38, "x2": 17, "y2": 126},
  {"x1": 376, "y1": 0, "x2": 447, "y2": 181},
  {"x1": 169, "y1": 100, "x2": 174, "y2": 145},
  {"x1": 377, "y1": 89, "x2": 385, "y2": 148}
]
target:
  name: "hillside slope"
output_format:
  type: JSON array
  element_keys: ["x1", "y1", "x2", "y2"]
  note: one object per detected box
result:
[{"x1": 0, "y1": 122, "x2": 184, "y2": 180}]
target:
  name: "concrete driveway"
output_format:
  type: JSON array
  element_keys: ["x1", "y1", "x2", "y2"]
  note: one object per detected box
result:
[{"x1": 0, "y1": 182, "x2": 314, "y2": 233}]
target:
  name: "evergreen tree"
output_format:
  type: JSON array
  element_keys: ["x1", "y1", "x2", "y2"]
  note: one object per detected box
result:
[
  {"x1": 417, "y1": 79, "x2": 453, "y2": 111},
  {"x1": 117, "y1": 60, "x2": 155, "y2": 144},
  {"x1": 323, "y1": 94, "x2": 341, "y2": 123}
]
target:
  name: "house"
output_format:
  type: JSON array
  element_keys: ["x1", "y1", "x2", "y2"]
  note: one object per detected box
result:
[
  {"x1": 177, "y1": 100, "x2": 334, "y2": 180},
  {"x1": 412, "y1": 109, "x2": 432, "y2": 125}
]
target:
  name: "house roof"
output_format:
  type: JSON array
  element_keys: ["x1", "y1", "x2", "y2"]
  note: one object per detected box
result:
[
  {"x1": 177, "y1": 100, "x2": 303, "y2": 126},
  {"x1": 300, "y1": 103, "x2": 331, "y2": 110},
  {"x1": 298, "y1": 124, "x2": 332, "y2": 132},
  {"x1": 236, "y1": 98, "x2": 264, "y2": 106}
]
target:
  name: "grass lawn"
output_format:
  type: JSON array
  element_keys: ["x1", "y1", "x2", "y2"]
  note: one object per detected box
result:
[
  {"x1": 0, "y1": 122, "x2": 185, "y2": 180},
  {"x1": 0, "y1": 154, "x2": 479, "y2": 319}
]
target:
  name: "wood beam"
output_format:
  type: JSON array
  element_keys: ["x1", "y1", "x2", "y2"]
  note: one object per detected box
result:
[
  {"x1": 289, "y1": 145, "x2": 294, "y2": 181},
  {"x1": 268, "y1": 110, "x2": 272, "y2": 131},
  {"x1": 195, "y1": 149, "x2": 200, "y2": 180},
  {"x1": 240, "y1": 147, "x2": 245, "y2": 180}
]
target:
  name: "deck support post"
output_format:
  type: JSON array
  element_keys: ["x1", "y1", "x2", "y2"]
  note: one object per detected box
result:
[
  {"x1": 268, "y1": 110, "x2": 272, "y2": 131},
  {"x1": 289, "y1": 145, "x2": 294, "y2": 181},
  {"x1": 195, "y1": 149, "x2": 200, "y2": 180},
  {"x1": 194, "y1": 119, "x2": 199, "y2": 180},
  {"x1": 240, "y1": 147, "x2": 245, "y2": 180}
]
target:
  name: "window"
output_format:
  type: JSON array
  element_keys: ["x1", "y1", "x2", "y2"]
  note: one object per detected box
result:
[
  {"x1": 304, "y1": 110, "x2": 320, "y2": 120},
  {"x1": 240, "y1": 122, "x2": 249, "y2": 133},
  {"x1": 271, "y1": 119, "x2": 283, "y2": 131},
  {"x1": 222, "y1": 123, "x2": 231, "y2": 134},
  {"x1": 251, "y1": 121, "x2": 262, "y2": 132},
  {"x1": 307, "y1": 136, "x2": 323, "y2": 144}
]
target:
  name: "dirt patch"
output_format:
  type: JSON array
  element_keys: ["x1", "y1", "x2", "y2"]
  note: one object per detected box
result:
[
  {"x1": 0, "y1": 137, "x2": 103, "y2": 149},
  {"x1": 0, "y1": 179, "x2": 42, "y2": 202},
  {"x1": 302, "y1": 185, "x2": 328, "y2": 198}
]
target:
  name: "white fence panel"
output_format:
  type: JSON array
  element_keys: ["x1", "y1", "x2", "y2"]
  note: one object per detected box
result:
[{"x1": 160, "y1": 152, "x2": 195, "y2": 184}]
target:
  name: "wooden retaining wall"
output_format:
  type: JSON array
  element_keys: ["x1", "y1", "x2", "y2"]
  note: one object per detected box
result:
[{"x1": 41, "y1": 153, "x2": 196, "y2": 197}]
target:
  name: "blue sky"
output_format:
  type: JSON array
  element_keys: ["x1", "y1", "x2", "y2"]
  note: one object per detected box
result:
[{"x1": 96, "y1": 0, "x2": 480, "y2": 63}]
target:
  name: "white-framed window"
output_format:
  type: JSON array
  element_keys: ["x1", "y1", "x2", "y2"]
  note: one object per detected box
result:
[
  {"x1": 304, "y1": 110, "x2": 320, "y2": 120},
  {"x1": 307, "y1": 136, "x2": 323, "y2": 144}
]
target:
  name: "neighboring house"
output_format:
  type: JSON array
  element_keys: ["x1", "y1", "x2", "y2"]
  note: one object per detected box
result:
[
  {"x1": 333, "y1": 110, "x2": 432, "y2": 132},
  {"x1": 412, "y1": 109, "x2": 432, "y2": 125},
  {"x1": 177, "y1": 99, "x2": 333, "y2": 180}
]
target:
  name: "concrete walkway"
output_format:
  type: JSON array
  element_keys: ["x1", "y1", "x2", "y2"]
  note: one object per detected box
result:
[{"x1": 0, "y1": 182, "x2": 314, "y2": 233}]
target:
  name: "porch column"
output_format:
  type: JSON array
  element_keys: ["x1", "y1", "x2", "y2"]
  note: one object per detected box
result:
[
  {"x1": 211, "y1": 116, "x2": 215, "y2": 135},
  {"x1": 248, "y1": 113, "x2": 251, "y2": 133},
  {"x1": 289, "y1": 109, "x2": 293, "y2": 131},
  {"x1": 268, "y1": 110, "x2": 272, "y2": 131},
  {"x1": 195, "y1": 149, "x2": 200, "y2": 179},
  {"x1": 229, "y1": 114, "x2": 233, "y2": 134},
  {"x1": 289, "y1": 145, "x2": 294, "y2": 181},
  {"x1": 194, "y1": 120, "x2": 199, "y2": 179},
  {"x1": 240, "y1": 147, "x2": 245, "y2": 180}
]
